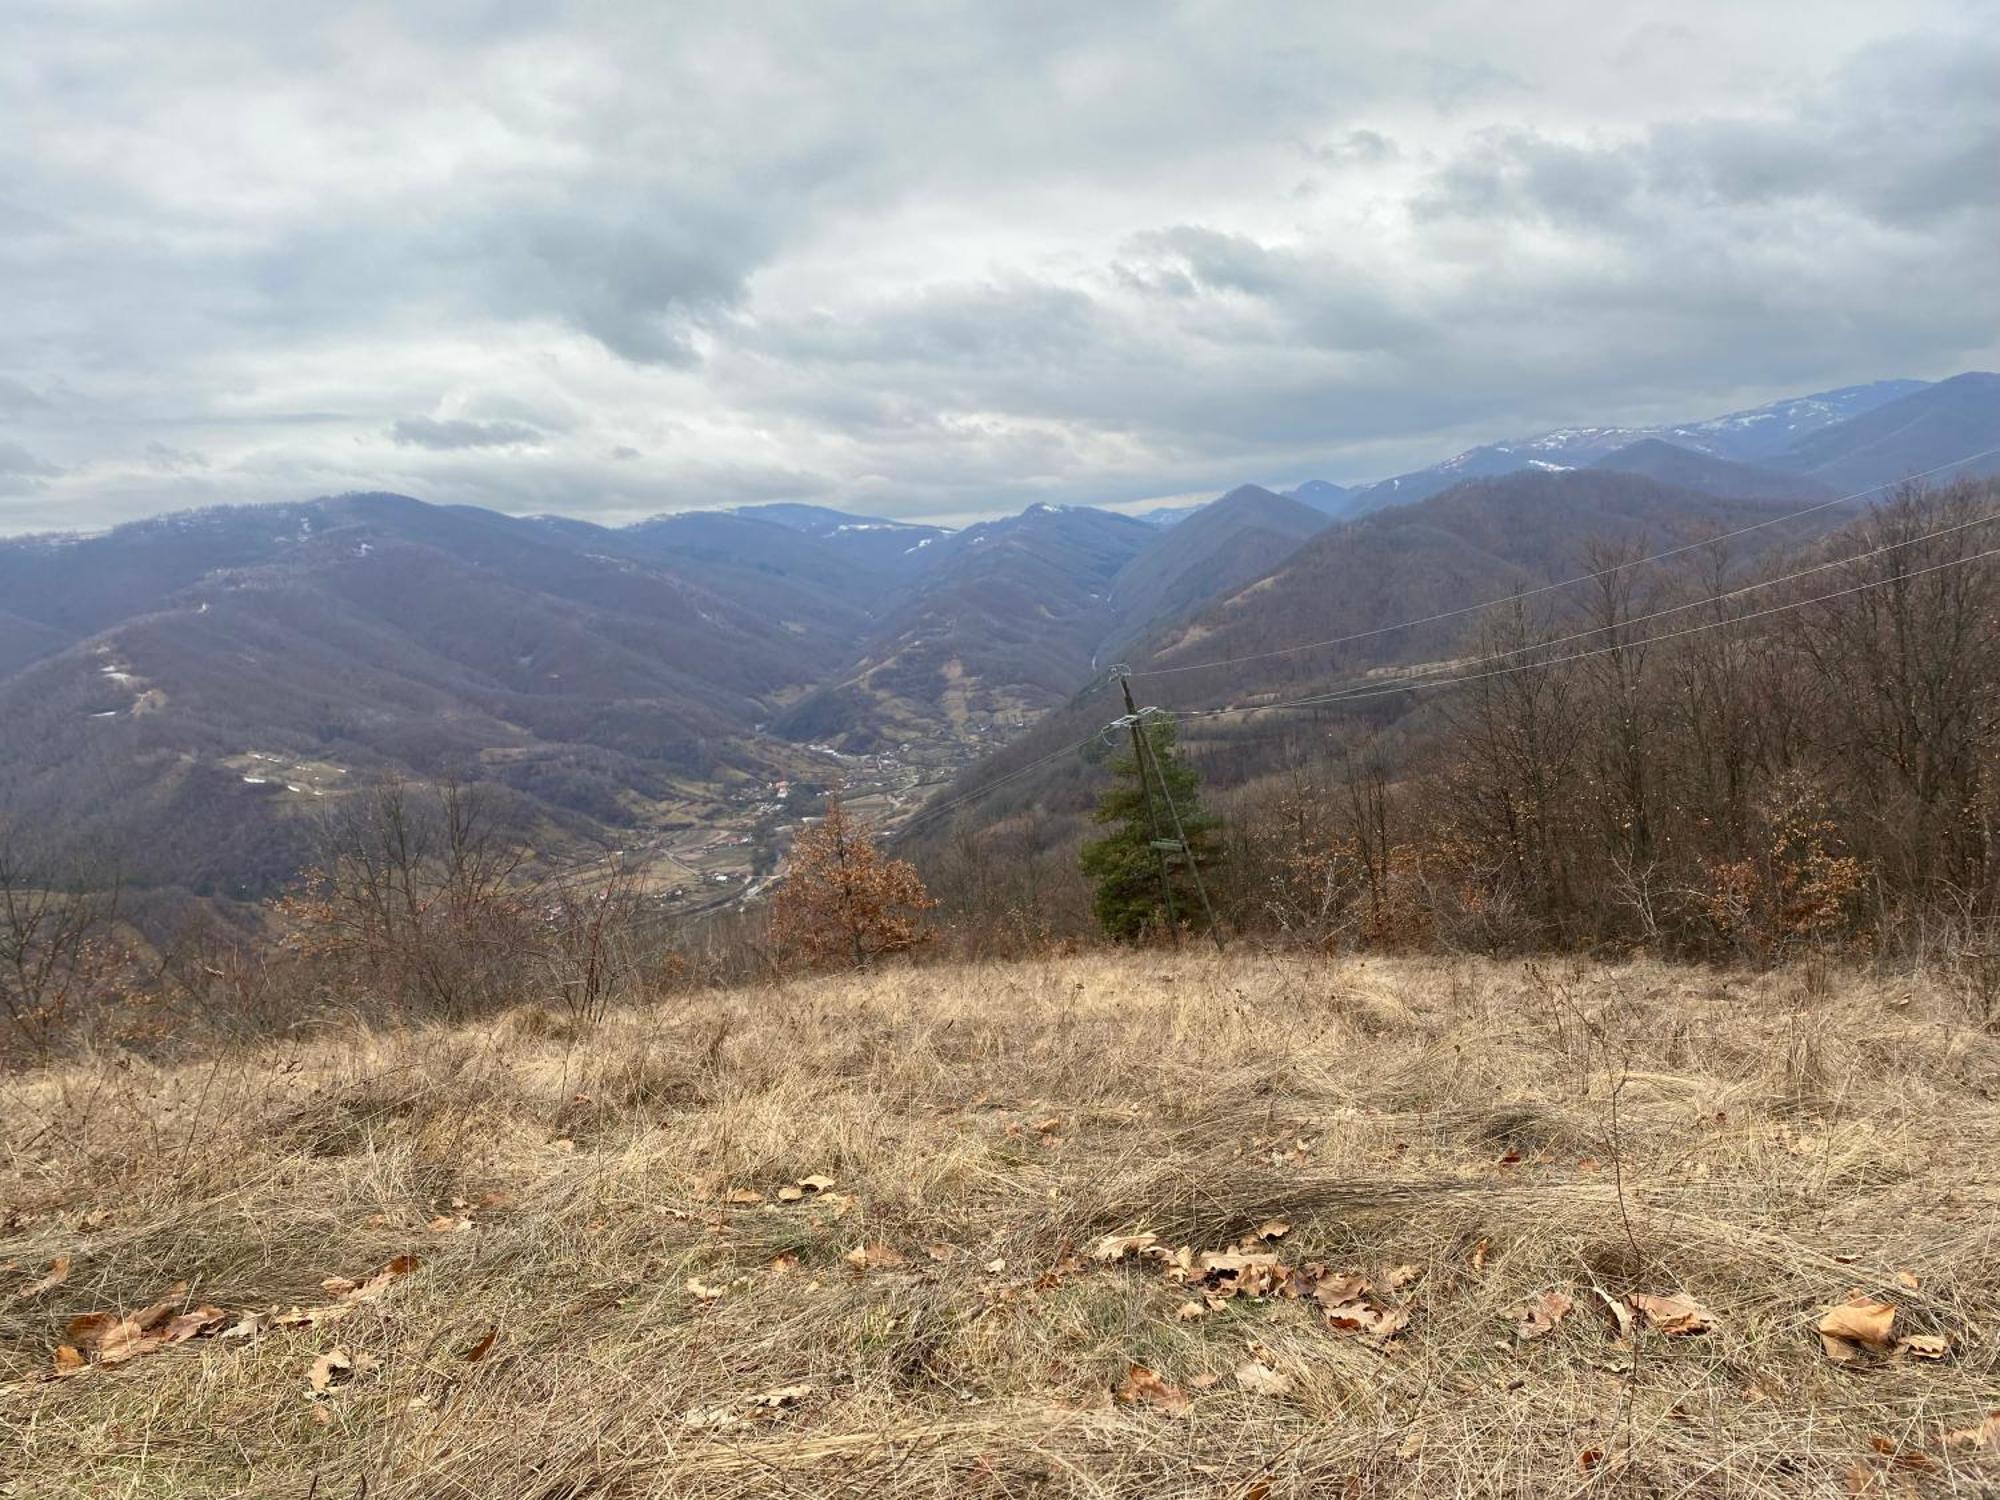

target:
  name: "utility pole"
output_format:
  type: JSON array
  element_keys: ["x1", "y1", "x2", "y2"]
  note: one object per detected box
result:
[
  {"x1": 1133, "y1": 702, "x2": 1227, "y2": 953},
  {"x1": 1116, "y1": 668, "x2": 1181, "y2": 946}
]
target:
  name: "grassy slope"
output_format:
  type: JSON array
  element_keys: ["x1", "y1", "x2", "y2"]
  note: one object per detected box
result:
[{"x1": 4, "y1": 953, "x2": 1999, "y2": 1497}]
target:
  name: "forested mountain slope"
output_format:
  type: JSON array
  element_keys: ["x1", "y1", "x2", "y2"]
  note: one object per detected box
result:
[
  {"x1": 903, "y1": 468, "x2": 1852, "y2": 862},
  {"x1": 1101, "y1": 485, "x2": 1327, "y2": 654}
]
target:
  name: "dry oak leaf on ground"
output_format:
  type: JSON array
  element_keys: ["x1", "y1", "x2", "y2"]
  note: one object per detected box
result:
[
  {"x1": 684, "y1": 1383, "x2": 815, "y2": 1430},
  {"x1": 15, "y1": 1255, "x2": 70, "y2": 1300},
  {"x1": 323, "y1": 1253, "x2": 421, "y2": 1304},
  {"x1": 307, "y1": 1346, "x2": 380, "y2": 1396},
  {"x1": 1314, "y1": 1272, "x2": 1412, "y2": 1342},
  {"x1": 844, "y1": 1243, "x2": 909, "y2": 1271},
  {"x1": 1820, "y1": 1296, "x2": 1897, "y2": 1361},
  {"x1": 1627, "y1": 1293, "x2": 1714, "y2": 1336},
  {"x1": 1091, "y1": 1232, "x2": 1163, "y2": 1263},
  {"x1": 1895, "y1": 1334, "x2": 1951, "y2": 1361},
  {"x1": 1115, "y1": 1363, "x2": 1191, "y2": 1416},
  {"x1": 1517, "y1": 1289, "x2": 1574, "y2": 1340},
  {"x1": 53, "y1": 1291, "x2": 227, "y2": 1374},
  {"x1": 1234, "y1": 1361, "x2": 1293, "y2": 1397},
  {"x1": 1944, "y1": 1412, "x2": 2000, "y2": 1450}
]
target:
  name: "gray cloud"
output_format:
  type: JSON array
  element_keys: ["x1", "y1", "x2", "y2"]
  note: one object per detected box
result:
[
  {"x1": 0, "y1": 3, "x2": 1994, "y2": 533},
  {"x1": 0, "y1": 443, "x2": 59, "y2": 478},
  {"x1": 391, "y1": 417, "x2": 544, "y2": 450},
  {"x1": 0, "y1": 377, "x2": 48, "y2": 415}
]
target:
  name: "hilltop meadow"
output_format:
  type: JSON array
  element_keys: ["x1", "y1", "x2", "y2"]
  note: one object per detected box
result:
[{"x1": 5, "y1": 951, "x2": 1998, "y2": 1498}]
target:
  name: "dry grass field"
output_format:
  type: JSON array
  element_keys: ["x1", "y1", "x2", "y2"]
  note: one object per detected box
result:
[{"x1": 4, "y1": 952, "x2": 2000, "y2": 1498}]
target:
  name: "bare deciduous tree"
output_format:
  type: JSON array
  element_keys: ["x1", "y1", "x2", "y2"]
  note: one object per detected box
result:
[{"x1": 0, "y1": 821, "x2": 122, "y2": 1059}]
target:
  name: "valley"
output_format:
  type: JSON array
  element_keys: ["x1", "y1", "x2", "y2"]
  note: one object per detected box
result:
[{"x1": 1, "y1": 372, "x2": 1996, "y2": 927}]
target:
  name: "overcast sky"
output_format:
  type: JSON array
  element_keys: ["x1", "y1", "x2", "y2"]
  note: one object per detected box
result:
[{"x1": 3, "y1": 1, "x2": 1996, "y2": 534}]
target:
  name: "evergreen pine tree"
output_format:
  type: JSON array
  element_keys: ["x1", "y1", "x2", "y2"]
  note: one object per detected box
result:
[{"x1": 1079, "y1": 716, "x2": 1219, "y2": 940}]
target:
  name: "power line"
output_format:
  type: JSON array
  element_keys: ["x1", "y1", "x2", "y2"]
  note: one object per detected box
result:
[
  {"x1": 1128, "y1": 446, "x2": 2000, "y2": 680},
  {"x1": 1177, "y1": 539, "x2": 2000, "y2": 725},
  {"x1": 1165, "y1": 502, "x2": 2000, "y2": 717}
]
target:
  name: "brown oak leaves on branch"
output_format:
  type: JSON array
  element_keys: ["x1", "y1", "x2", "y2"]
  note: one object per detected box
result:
[{"x1": 770, "y1": 797, "x2": 936, "y2": 970}]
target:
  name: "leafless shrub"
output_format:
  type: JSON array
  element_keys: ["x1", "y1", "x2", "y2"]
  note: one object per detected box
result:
[{"x1": 0, "y1": 821, "x2": 127, "y2": 1061}]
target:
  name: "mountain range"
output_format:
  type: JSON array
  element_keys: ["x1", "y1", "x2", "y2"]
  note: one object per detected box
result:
[
  {"x1": 1, "y1": 369, "x2": 1994, "y2": 923},
  {"x1": 1284, "y1": 373, "x2": 1998, "y2": 517}
]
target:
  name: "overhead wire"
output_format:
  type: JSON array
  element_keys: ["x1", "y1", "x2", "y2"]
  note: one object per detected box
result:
[
  {"x1": 1177, "y1": 538, "x2": 2000, "y2": 725},
  {"x1": 1127, "y1": 445, "x2": 2000, "y2": 679},
  {"x1": 1160, "y1": 501, "x2": 2000, "y2": 718}
]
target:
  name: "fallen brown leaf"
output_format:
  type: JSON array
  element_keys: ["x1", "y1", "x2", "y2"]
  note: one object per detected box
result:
[
  {"x1": 51, "y1": 1345, "x2": 86, "y2": 1377},
  {"x1": 797, "y1": 1174, "x2": 837, "y2": 1194},
  {"x1": 1895, "y1": 1334, "x2": 1950, "y2": 1361},
  {"x1": 1943, "y1": 1412, "x2": 2000, "y2": 1450},
  {"x1": 307, "y1": 1347, "x2": 352, "y2": 1394},
  {"x1": 1091, "y1": 1233, "x2": 1161, "y2": 1263},
  {"x1": 1389, "y1": 1263, "x2": 1424, "y2": 1291},
  {"x1": 1517, "y1": 1289, "x2": 1574, "y2": 1340},
  {"x1": 1254, "y1": 1219, "x2": 1292, "y2": 1242},
  {"x1": 1234, "y1": 1360, "x2": 1292, "y2": 1397},
  {"x1": 163, "y1": 1306, "x2": 228, "y2": 1344},
  {"x1": 844, "y1": 1243, "x2": 908, "y2": 1271},
  {"x1": 341, "y1": 1254, "x2": 420, "y2": 1303},
  {"x1": 96, "y1": 1321, "x2": 162, "y2": 1365},
  {"x1": 1115, "y1": 1362, "x2": 1190, "y2": 1415},
  {"x1": 1820, "y1": 1297, "x2": 1896, "y2": 1359},
  {"x1": 1596, "y1": 1288, "x2": 1636, "y2": 1341},
  {"x1": 18, "y1": 1255, "x2": 70, "y2": 1299},
  {"x1": 1866, "y1": 1434, "x2": 1937, "y2": 1473},
  {"x1": 460, "y1": 1325, "x2": 499, "y2": 1363},
  {"x1": 683, "y1": 1406, "x2": 742, "y2": 1430},
  {"x1": 724, "y1": 1187, "x2": 764, "y2": 1206},
  {"x1": 1470, "y1": 1239, "x2": 1489, "y2": 1274},
  {"x1": 221, "y1": 1311, "x2": 272, "y2": 1340},
  {"x1": 65, "y1": 1312, "x2": 120, "y2": 1348},
  {"x1": 1628, "y1": 1292, "x2": 1713, "y2": 1336}
]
